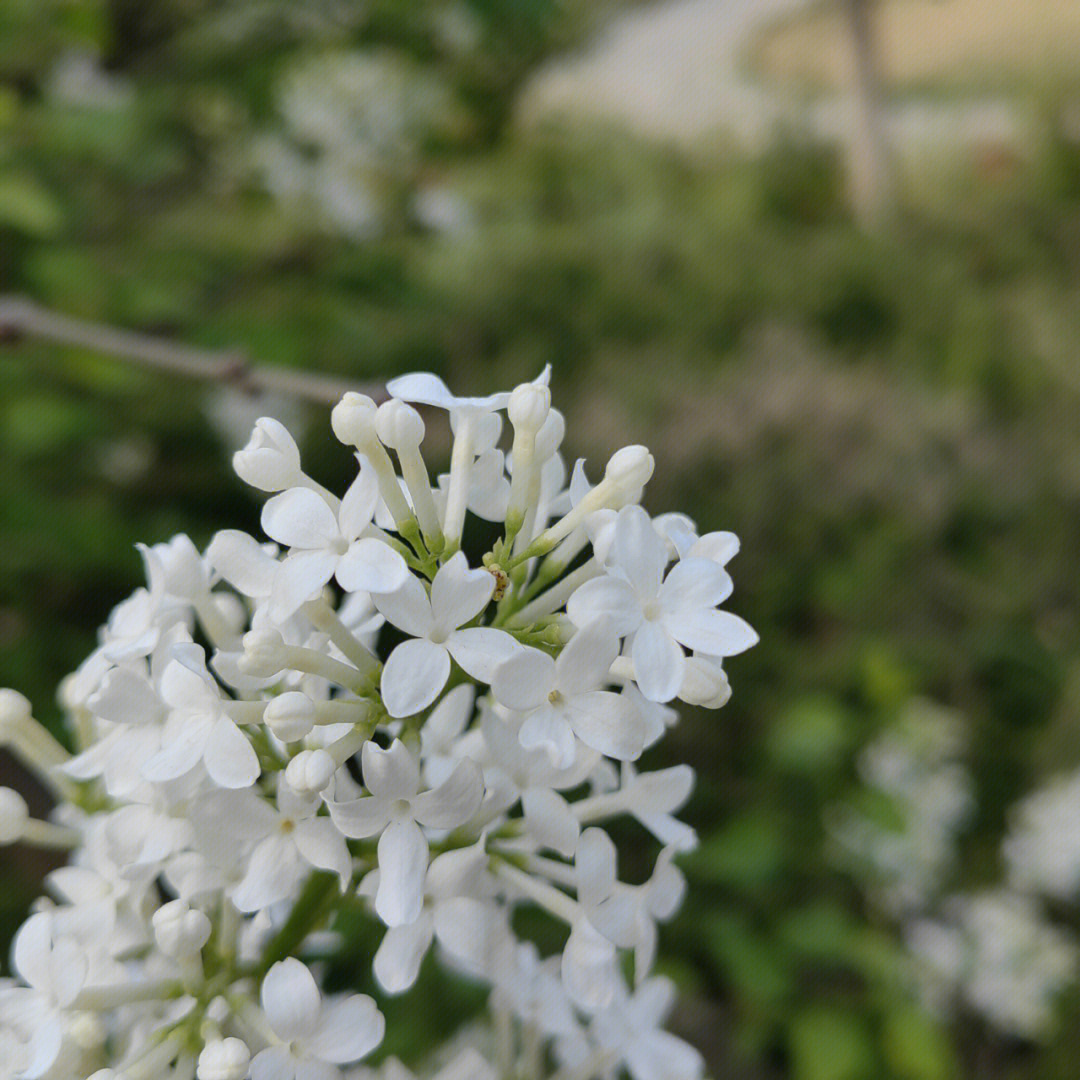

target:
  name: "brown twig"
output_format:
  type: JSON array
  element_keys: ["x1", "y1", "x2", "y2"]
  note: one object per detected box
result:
[{"x1": 0, "y1": 296, "x2": 386, "y2": 405}]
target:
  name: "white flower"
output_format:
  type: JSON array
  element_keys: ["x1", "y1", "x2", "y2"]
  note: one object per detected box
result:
[
  {"x1": 233, "y1": 417, "x2": 303, "y2": 492},
  {"x1": 567, "y1": 504, "x2": 756, "y2": 702},
  {"x1": 251, "y1": 958, "x2": 384, "y2": 1080},
  {"x1": 328, "y1": 740, "x2": 484, "y2": 926},
  {"x1": 492, "y1": 619, "x2": 649, "y2": 768},
  {"x1": 261, "y1": 468, "x2": 408, "y2": 620},
  {"x1": 375, "y1": 552, "x2": 517, "y2": 718}
]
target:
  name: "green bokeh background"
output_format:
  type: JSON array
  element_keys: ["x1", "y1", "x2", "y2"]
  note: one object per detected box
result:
[{"x1": 4, "y1": 2, "x2": 1080, "y2": 1077}]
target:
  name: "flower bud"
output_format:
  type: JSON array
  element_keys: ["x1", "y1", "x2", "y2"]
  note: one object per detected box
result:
[
  {"x1": 0, "y1": 787, "x2": 28, "y2": 844},
  {"x1": 679, "y1": 657, "x2": 732, "y2": 709},
  {"x1": 232, "y1": 418, "x2": 301, "y2": 492},
  {"x1": 508, "y1": 382, "x2": 551, "y2": 433},
  {"x1": 238, "y1": 629, "x2": 287, "y2": 677},
  {"x1": 264, "y1": 692, "x2": 316, "y2": 743},
  {"x1": 331, "y1": 393, "x2": 379, "y2": 448},
  {"x1": 198, "y1": 1038, "x2": 251, "y2": 1080},
  {"x1": 285, "y1": 749, "x2": 336, "y2": 796},
  {"x1": 0, "y1": 689, "x2": 32, "y2": 739},
  {"x1": 604, "y1": 444, "x2": 654, "y2": 493},
  {"x1": 152, "y1": 899, "x2": 212, "y2": 958},
  {"x1": 376, "y1": 399, "x2": 425, "y2": 449}
]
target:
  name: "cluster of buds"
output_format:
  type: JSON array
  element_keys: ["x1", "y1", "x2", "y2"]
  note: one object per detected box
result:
[{"x1": 0, "y1": 369, "x2": 755, "y2": 1080}]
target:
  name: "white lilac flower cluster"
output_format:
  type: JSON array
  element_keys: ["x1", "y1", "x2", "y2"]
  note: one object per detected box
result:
[{"x1": 0, "y1": 370, "x2": 756, "y2": 1080}]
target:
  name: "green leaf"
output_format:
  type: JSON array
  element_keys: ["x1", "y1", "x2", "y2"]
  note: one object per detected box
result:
[
  {"x1": 685, "y1": 813, "x2": 786, "y2": 891},
  {"x1": 789, "y1": 1008, "x2": 875, "y2": 1080},
  {"x1": 882, "y1": 1007, "x2": 958, "y2": 1080},
  {"x1": 0, "y1": 173, "x2": 62, "y2": 235}
]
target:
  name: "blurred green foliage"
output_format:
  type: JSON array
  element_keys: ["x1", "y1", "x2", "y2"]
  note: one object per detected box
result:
[{"x1": 4, "y1": 2, "x2": 1080, "y2": 1078}]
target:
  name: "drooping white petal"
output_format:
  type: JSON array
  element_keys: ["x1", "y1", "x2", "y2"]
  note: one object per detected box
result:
[
  {"x1": 327, "y1": 794, "x2": 392, "y2": 840},
  {"x1": 206, "y1": 529, "x2": 278, "y2": 597},
  {"x1": 629, "y1": 765, "x2": 695, "y2": 815},
  {"x1": 293, "y1": 817, "x2": 353, "y2": 890},
  {"x1": 363, "y1": 739, "x2": 421, "y2": 801},
  {"x1": 445, "y1": 627, "x2": 519, "y2": 684},
  {"x1": 664, "y1": 609, "x2": 759, "y2": 657},
  {"x1": 268, "y1": 550, "x2": 338, "y2": 621},
  {"x1": 658, "y1": 558, "x2": 733, "y2": 613},
  {"x1": 232, "y1": 835, "x2": 302, "y2": 912},
  {"x1": 308, "y1": 993, "x2": 385, "y2": 1064},
  {"x1": 204, "y1": 715, "x2": 261, "y2": 789},
  {"x1": 632, "y1": 622, "x2": 685, "y2": 704},
  {"x1": 519, "y1": 706, "x2": 577, "y2": 770},
  {"x1": 412, "y1": 758, "x2": 484, "y2": 830},
  {"x1": 141, "y1": 715, "x2": 210, "y2": 782},
  {"x1": 557, "y1": 619, "x2": 619, "y2": 698},
  {"x1": 522, "y1": 788, "x2": 579, "y2": 857},
  {"x1": 562, "y1": 920, "x2": 619, "y2": 1010},
  {"x1": 87, "y1": 667, "x2": 162, "y2": 726},
  {"x1": 372, "y1": 575, "x2": 434, "y2": 639},
  {"x1": 373, "y1": 916, "x2": 434, "y2": 994},
  {"x1": 262, "y1": 487, "x2": 340, "y2": 550},
  {"x1": 381, "y1": 639, "x2": 450, "y2": 718},
  {"x1": 490, "y1": 647, "x2": 555, "y2": 713},
  {"x1": 159, "y1": 657, "x2": 218, "y2": 712},
  {"x1": 625, "y1": 1029, "x2": 705, "y2": 1080},
  {"x1": 688, "y1": 530, "x2": 740, "y2": 566},
  {"x1": 577, "y1": 828, "x2": 617, "y2": 910},
  {"x1": 338, "y1": 466, "x2": 380, "y2": 540},
  {"x1": 566, "y1": 690, "x2": 649, "y2": 761},
  {"x1": 336, "y1": 538, "x2": 408, "y2": 594},
  {"x1": 566, "y1": 575, "x2": 641, "y2": 636},
  {"x1": 430, "y1": 552, "x2": 495, "y2": 634},
  {"x1": 249, "y1": 1046, "x2": 296, "y2": 1080},
  {"x1": 376, "y1": 818, "x2": 429, "y2": 927},
  {"x1": 261, "y1": 957, "x2": 323, "y2": 1041}
]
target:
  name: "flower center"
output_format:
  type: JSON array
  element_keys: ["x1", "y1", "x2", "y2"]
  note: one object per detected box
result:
[
  {"x1": 331, "y1": 537, "x2": 349, "y2": 556},
  {"x1": 280, "y1": 818, "x2": 295, "y2": 834},
  {"x1": 642, "y1": 599, "x2": 662, "y2": 621},
  {"x1": 391, "y1": 798, "x2": 413, "y2": 821},
  {"x1": 548, "y1": 689, "x2": 563, "y2": 705}
]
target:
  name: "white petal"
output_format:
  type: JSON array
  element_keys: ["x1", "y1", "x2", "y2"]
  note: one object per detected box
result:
[
  {"x1": 159, "y1": 656, "x2": 217, "y2": 711},
  {"x1": 12, "y1": 913, "x2": 53, "y2": 991},
  {"x1": 207, "y1": 529, "x2": 278, "y2": 597},
  {"x1": 262, "y1": 487, "x2": 339, "y2": 550},
  {"x1": 250, "y1": 1047, "x2": 296, "y2": 1080},
  {"x1": 630, "y1": 765, "x2": 695, "y2": 815},
  {"x1": 327, "y1": 794, "x2": 392, "y2": 840},
  {"x1": 566, "y1": 575, "x2": 641, "y2": 636},
  {"x1": 613, "y1": 505, "x2": 667, "y2": 598},
  {"x1": 268, "y1": 550, "x2": 338, "y2": 621},
  {"x1": 632, "y1": 622, "x2": 685, "y2": 703},
  {"x1": 566, "y1": 690, "x2": 649, "y2": 761},
  {"x1": 294, "y1": 818, "x2": 353, "y2": 890},
  {"x1": 373, "y1": 916, "x2": 434, "y2": 994},
  {"x1": 658, "y1": 558, "x2": 732, "y2": 613},
  {"x1": 363, "y1": 739, "x2": 420, "y2": 800},
  {"x1": 666, "y1": 609, "x2": 758, "y2": 657},
  {"x1": 519, "y1": 706, "x2": 578, "y2": 770},
  {"x1": 338, "y1": 466, "x2": 380, "y2": 539},
  {"x1": 576, "y1": 827, "x2": 617, "y2": 910},
  {"x1": 309, "y1": 993, "x2": 385, "y2": 1063},
  {"x1": 522, "y1": 788, "x2": 579, "y2": 857},
  {"x1": 87, "y1": 667, "x2": 161, "y2": 726},
  {"x1": 262, "y1": 957, "x2": 322, "y2": 1040},
  {"x1": 385, "y1": 371, "x2": 456, "y2": 408},
  {"x1": 381, "y1": 639, "x2": 450, "y2": 718},
  {"x1": 412, "y1": 758, "x2": 484, "y2": 829},
  {"x1": 562, "y1": 920, "x2": 618, "y2": 1010},
  {"x1": 204, "y1": 716, "x2": 261, "y2": 789},
  {"x1": 688, "y1": 530, "x2": 740, "y2": 566},
  {"x1": 490, "y1": 647, "x2": 555, "y2": 712},
  {"x1": 422, "y1": 684, "x2": 476, "y2": 750},
  {"x1": 232, "y1": 835, "x2": 302, "y2": 912},
  {"x1": 376, "y1": 818, "x2": 429, "y2": 927},
  {"x1": 625, "y1": 1030, "x2": 705, "y2": 1080},
  {"x1": 430, "y1": 551, "x2": 494, "y2": 634},
  {"x1": 336, "y1": 538, "x2": 409, "y2": 594},
  {"x1": 372, "y1": 574, "x2": 434, "y2": 638},
  {"x1": 446, "y1": 627, "x2": 519, "y2": 684},
  {"x1": 557, "y1": 619, "x2": 619, "y2": 698},
  {"x1": 141, "y1": 716, "x2": 210, "y2": 783}
]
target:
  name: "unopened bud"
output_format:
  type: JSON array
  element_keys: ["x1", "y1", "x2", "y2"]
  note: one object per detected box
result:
[
  {"x1": 264, "y1": 692, "x2": 316, "y2": 743},
  {"x1": 376, "y1": 399, "x2": 425, "y2": 449},
  {"x1": 0, "y1": 689, "x2": 32, "y2": 738},
  {"x1": 604, "y1": 445, "x2": 654, "y2": 493},
  {"x1": 285, "y1": 749, "x2": 336, "y2": 796},
  {"x1": 508, "y1": 382, "x2": 551, "y2": 433},
  {"x1": 679, "y1": 657, "x2": 732, "y2": 709},
  {"x1": 331, "y1": 393, "x2": 379, "y2": 448},
  {"x1": 0, "y1": 787, "x2": 28, "y2": 844},
  {"x1": 232, "y1": 418, "x2": 301, "y2": 492},
  {"x1": 198, "y1": 1038, "x2": 251, "y2": 1080},
  {"x1": 153, "y1": 899, "x2": 212, "y2": 958},
  {"x1": 238, "y1": 629, "x2": 287, "y2": 677}
]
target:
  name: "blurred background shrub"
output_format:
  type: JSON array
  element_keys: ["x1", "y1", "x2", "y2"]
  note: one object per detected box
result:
[{"x1": 4, "y1": 1, "x2": 1080, "y2": 1077}]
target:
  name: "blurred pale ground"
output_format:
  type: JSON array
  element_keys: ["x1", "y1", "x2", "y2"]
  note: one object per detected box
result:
[{"x1": 5, "y1": 1, "x2": 1080, "y2": 1076}]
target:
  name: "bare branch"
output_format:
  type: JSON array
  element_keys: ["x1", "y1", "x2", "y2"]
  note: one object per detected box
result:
[{"x1": 0, "y1": 296, "x2": 386, "y2": 405}]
